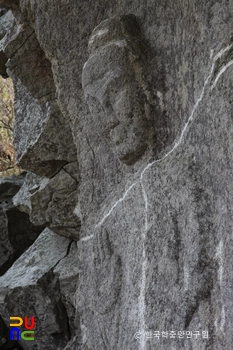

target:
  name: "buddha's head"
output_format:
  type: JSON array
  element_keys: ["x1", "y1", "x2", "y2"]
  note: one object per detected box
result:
[{"x1": 82, "y1": 15, "x2": 154, "y2": 165}]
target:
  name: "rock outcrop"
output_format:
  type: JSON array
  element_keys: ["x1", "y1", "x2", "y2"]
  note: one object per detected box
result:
[
  {"x1": 0, "y1": 174, "x2": 44, "y2": 276},
  {"x1": 0, "y1": 229, "x2": 73, "y2": 350},
  {"x1": 1, "y1": 1, "x2": 233, "y2": 350},
  {"x1": 13, "y1": 164, "x2": 80, "y2": 240},
  {"x1": 0, "y1": 8, "x2": 12, "y2": 78},
  {"x1": 0, "y1": 174, "x2": 45, "y2": 350}
]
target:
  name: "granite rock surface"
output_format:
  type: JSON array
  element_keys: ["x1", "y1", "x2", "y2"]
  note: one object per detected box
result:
[
  {"x1": 1, "y1": 1, "x2": 233, "y2": 350},
  {"x1": 0, "y1": 174, "x2": 44, "y2": 277}
]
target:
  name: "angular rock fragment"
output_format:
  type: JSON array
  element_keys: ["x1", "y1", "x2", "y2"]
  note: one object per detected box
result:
[
  {"x1": 0, "y1": 228, "x2": 72, "y2": 350},
  {"x1": 13, "y1": 164, "x2": 81, "y2": 240},
  {"x1": 12, "y1": 78, "x2": 77, "y2": 177},
  {"x1": 0, "y1": 9, "x2": 14, "y2": 78},
  {"x1": 0, "y1": 18, "x2": 77, "y2": 177},
  {"x1": 0, "y1": 9, "x2": 14, "y2": 40},
  {"x1": 0, "y1": 174, "x2": 44, "y2": 276}
]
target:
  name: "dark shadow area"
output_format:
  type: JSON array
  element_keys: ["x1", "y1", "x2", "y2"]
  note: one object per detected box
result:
[{"x1": 0, "y1": 315, "x2": 24, "y2": 350}]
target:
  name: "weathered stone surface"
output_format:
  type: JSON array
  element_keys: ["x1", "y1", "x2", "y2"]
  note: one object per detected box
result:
[
  {"x1": 13, "y1": 164, "x2": 81, "y2": 240},
  {"x1": 76, "y1": 14, "x2": 233, "y2": 348},
  {"x1": 54, "y1": 241, "x2": 80, "y2": 338},
  {"x1": 0, "y1": 228, "x2": 72, "y2": 350},
  {"x1": 12, "y1": 77, "x2": 77, "y2": 177},
  {"x1": 11, "y1": 172, "x2": 32, "y2": 214},
  {"x1": 0, "y1": 315, "x2": 23, "y2": 349},
  {"x1": 0, "y1": 17, "x2": 77, "y2": 177},
  {"x1": 0, "y1": 9, "x2": 13, "y2": 78},
  {"x1": 0, "y1": 175, "x2": 45, "y2": 350},
  {"x1": 0, "y1": 174, "x2": 44, "y2": 276},
  {"x1": 0, "y1": 1, "x2": 19, "y2": 13},
  {"x1": 1, "y1": 1, "x2": 233, "y2": 350},
  {"x1": 4, "y1": 24, "x2": 54, "y2": 102},
  {"x1": 63, "y1": 336, "x2": 82, "y2": 350},
  {"x1": 0, "y1": 9, "x2": 13, "y2": 40}
]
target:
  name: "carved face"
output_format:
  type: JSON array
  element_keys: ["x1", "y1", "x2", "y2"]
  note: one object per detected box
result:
[{"x1": 83, "y1": 46, "x2": 151, "y2": 165}]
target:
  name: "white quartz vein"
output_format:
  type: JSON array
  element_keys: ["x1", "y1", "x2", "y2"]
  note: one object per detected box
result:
[
  {"x1": 214, "y1": 239, "x2": 225, "y2": 333},
  {"x1": 211, "y1": 59, "x2": 233, "y2": 90},
  {"x1": 138, "y1": 175, "x2": 148, "y2": 349},
  {"x1": 96, "y1": 183, "x2": 137, "y2": 227},
  {"x1": 80, "y1": 234, "x2": 94, "y2": 242},
  {"x1": 215, "y1": 44, "x2": 232, "y2": 60}
]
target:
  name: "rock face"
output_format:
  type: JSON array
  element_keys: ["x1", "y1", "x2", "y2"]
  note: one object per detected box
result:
[
  {"x1": 1, "y1": 1, "x2": 233, "y2": 350},
  {"x1": 0, "y1": 8, "x2": 13, "y2": 77},
  {"x1": 13, "y1": 165, "x2": 81, "y2": 240},
  {"x1": 0, "y1": 174, "x2": 45, "y2": 350},
  {"x1": 0, "y1": 229, "x2": 73, "y2": 350},
  {"x1": 0, "y1": 174, "x2": 44, "y2": 276}
]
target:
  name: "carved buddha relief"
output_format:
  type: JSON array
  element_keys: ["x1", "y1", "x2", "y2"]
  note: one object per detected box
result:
[{"x1": 79, "y1": 15, "x2": 159, "y2": 349}]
